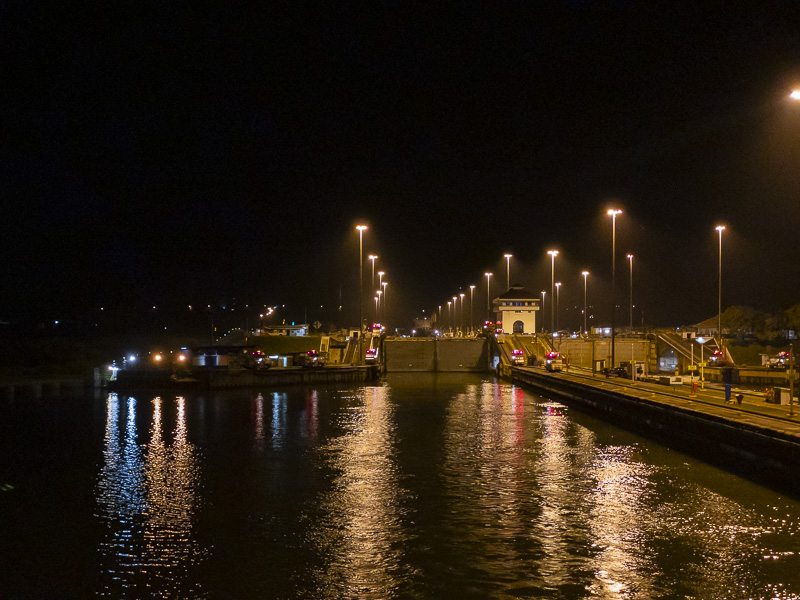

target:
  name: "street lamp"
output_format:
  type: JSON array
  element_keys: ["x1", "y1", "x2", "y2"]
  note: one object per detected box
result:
[
  {"x1": 581, "y1": 271, "x2": 589, "y2": 335},
  {"x1": 791, "y1": 90, "x2": 800, "y2": 100},
  {"x1": 459, "y1": 293, "x2": 465, "y2": 336},
  {"x1": 715, "y1": 225, "x2": 726, "y2": 349},
  {"x1": 453, "y1": 296, "x2": 458, "y2": 335},
  {"x1": 555, "y1": 282, "x2": 562, "y2": 333},
  {"x1": 369, "y1": 255, "x2": 378, "y2": 291},
  {"x1": 541, "y1": 291, "x2": 546, "y2": 334},
  {"x1": 447, "y1": 300, "x2": 452, "y2": 333},
  {"x1": 376, "y1": 290, "x2": 383, "y2": 323},
  {"x1": 547, "y1": 250, "x2": 559, "y2": 336},
  {"x1": 607, "y1": 209, "x2": 622, "y2": 368},
  {"x1": 485, "y1": 272, "x2": 493, "y2": 321},
  {"x1": 469, "y1": 285, "x2": 475, "y2": 335},
  {"x1": 356, "y1": 225, "x2": 368, "y2": 362},
  {"x1": 374, "y1": 296, "x2": 379, "y2": 322},
  {"x1": 627, "y1": 254, "x2": 634, "y2": 332},
  {"x1": 504, "y1": 253, "x2": 513, "y2": 290},
  {"x1": 382, "y1": 281, "x2": 388, "y2": 328}
]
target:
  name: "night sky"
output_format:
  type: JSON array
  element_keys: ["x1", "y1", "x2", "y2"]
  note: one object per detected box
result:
[{"x1": 3, "y1": 3, "x2": 800, "y2": 334}]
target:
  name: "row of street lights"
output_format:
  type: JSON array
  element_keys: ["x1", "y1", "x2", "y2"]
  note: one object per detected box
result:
[
  {"x1": 548, "y1": 209, "x2": 726, "y2": 368},
  {"x1": 356, "y1": 225, "x2": 391, "y2": 362}
]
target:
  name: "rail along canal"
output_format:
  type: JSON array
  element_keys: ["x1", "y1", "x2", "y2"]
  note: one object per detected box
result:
[{"x1": 2, "y1": 373, "x2": 800, "y2": 598}]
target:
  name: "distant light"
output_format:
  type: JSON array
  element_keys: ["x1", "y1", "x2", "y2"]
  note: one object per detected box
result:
[
  {"x1": 791, "y1": 90, "x2": 800, "y2": 100},
  {"x1": 128, "y1": 355, "x2": 137, "y2": 363},
  {"x1": 54, "y1": 320, "x2": 59, "y2": 325},
  {"x1": 177, "y1": 354, "x2": 186, "y2": 362},
  {"x1": 154, "y1": 354, "x2": 163, "y2": 362},
  {"x1": 607, "y1": 208, "x2": 622, "y2": 216}
]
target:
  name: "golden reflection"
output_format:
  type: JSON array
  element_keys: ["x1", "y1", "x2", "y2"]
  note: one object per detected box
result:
[
  {"x1": 312, "y1": 385, "x2": 409, "y2": 599},
  {"x1": 141, "y1": 395, "x2": 202, "y2": 596}
]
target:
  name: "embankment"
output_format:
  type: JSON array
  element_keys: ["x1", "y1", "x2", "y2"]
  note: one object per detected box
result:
[{"x1": 510, "y1": 367, "x2": 800, "y2": 496}]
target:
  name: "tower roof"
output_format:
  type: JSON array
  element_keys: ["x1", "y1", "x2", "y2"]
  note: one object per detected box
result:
[{"x1": 495, "y1": 284, "x2": 538, "y2": 301}]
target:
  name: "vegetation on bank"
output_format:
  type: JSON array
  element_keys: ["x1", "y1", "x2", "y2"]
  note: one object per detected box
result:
[{"x1": 721, "y1": 303, "x2": 800, "y2": 343}]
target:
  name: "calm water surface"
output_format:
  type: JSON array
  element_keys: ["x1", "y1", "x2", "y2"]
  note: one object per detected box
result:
[{"x1": 2, "y1": 374, "x2": 800, "y2": 599}]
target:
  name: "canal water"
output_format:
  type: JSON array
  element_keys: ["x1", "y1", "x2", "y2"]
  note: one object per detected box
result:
[{"x1": 2, "y1": 373, "x2": 800, "y2": 599}]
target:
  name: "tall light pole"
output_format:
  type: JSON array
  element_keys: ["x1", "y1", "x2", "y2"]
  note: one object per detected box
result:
[
  {"x1": 376, "y1": 290, "x2": 383, "y2": 323},
  {"x1": 504, "y1": 253, "x2": 513, "y2": 290},
  {"x1": 369, "y1": 255, "x2": 378, "y2": 292},
  {"x1": 547, "y1": 250, "x2": 559, "y2": 336},
  {"x1": 485, "y1": 272, "x2": 493, "y2": 321},
  {"x1": 459, "y1": 293, "x2": 465, "y2": 336},
  {"x1": 555, "y1": 282, "x2": 562, "y2": 333},
  {"x1": 469, "y1": 285, "x2": 475, "y2": 335},
  {"x1": 453, "y1": 296, "x2": 458, "y2": 334},
  {"x1": 356, "y1": 225, "x2": 368, "y2": 363},
  {"x1": 382, "y1": 281, "x2": 388, "y2": 329},
  {"x1": 541, "y1": 291, "x2": 546, "y2": 334},
  {"x1": 374, "y1": 296, "x2": 379, "y2": 322},
  {"x1": 627, "y1": 254, "x2": 634, "y2": 332},
  {"x1": 447, "y1": 300, "x2": 452, "y2": 333},
  {"x1": 716, "y1": 225, "x2": 726, "y2": 348},
  {"x1": 581, "y1": 271, "x2": 589, "y2": 335},
  {"x1": 607, "y1": 209, "x2": 622, "y2": 369}
]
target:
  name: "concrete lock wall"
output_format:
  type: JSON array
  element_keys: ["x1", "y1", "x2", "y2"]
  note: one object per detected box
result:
[
  {"x1": 551, "y1": 338, "x2": 651, "y2": 370},
  {"x1": 436, "y1": 339, "x2": 487, "y2": 372},
  {"x1": 384, "y1": 339, "x2": 488, "y2": 372},
  {"x1": 384, "y1": 340, "x2": 436, "y2": 372}
]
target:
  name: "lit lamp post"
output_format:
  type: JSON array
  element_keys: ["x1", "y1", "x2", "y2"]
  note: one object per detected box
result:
[
  {"x1": 376, "y1": 290, "x2": 383, "y2": 323},
  {"x1": 460, "y1": 293, "x2": 465, "y2": 336},
  {"x1": 469, "y1": 285, "x2": 475, "y2": 335},
  {"x1": 485, "y1": 272, "x2": 493, "y2": 322},
  {"x1": 715, "y1": 225, "x2": 725, "y2": 350},
  {"x1": 607, "y1": 209, "x2": 622, "y2": 369},
  {"x1": 697, "y1": 336, "x2": 708, "y2": 390},
  {"x1": 541, "y1": 291, "x2": 546, "y2": 334},
  {"x1": 547, "y1": 250, "x2": 559, "y2": 338},
  {"x1": 369, "y1": 255, "x2": 378, "y2": 291},
  {"x1": 382, "y1": 281, "x2": 388, "y2": 329},
  {"x1": 504, "y1": 253, "x2": 513, "y2": 290},
  {"x1": 555, "y1": 282, "x2": 562, "y2": 334},
  {"x1": 581, "y1": 271, "x2": 589, "y2": 335},
  {"x1": 453, "y1": 296, "x2": 458, "y2": 335},
  {"x1": 356, "y1": 225, "x2": 368, "y2": 363},
  {"x1": 447, "y1": 300, "x2": 452, "y2": 333},
  {"x1": 374, "y1": 296, "x2": 379, "y2": 322},
  {"x1": 627, "y1": 254, "x2": 634, "y2": 332}
]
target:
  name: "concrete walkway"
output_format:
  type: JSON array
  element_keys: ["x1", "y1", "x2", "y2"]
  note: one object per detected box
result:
[{"x1": 518, "y1": 365, "x2": 800, "y2": 440}]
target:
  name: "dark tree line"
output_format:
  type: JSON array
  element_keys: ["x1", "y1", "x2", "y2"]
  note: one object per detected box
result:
[{"x1": 721, "y1": 304, "x2": 800, "y2": 342}]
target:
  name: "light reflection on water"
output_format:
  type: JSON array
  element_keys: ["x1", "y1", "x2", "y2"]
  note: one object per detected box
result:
[
  {"x1": 95, "y1": 393, "x2": 203, "y2": 598},
  {"x1": 4, "y1": 375, "x2": 800, "y2": 598}
]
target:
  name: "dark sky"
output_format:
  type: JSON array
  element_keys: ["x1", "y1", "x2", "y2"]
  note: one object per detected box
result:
[{"x1": 2, "y1": 3, "x2": 800, "y2": 333}]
